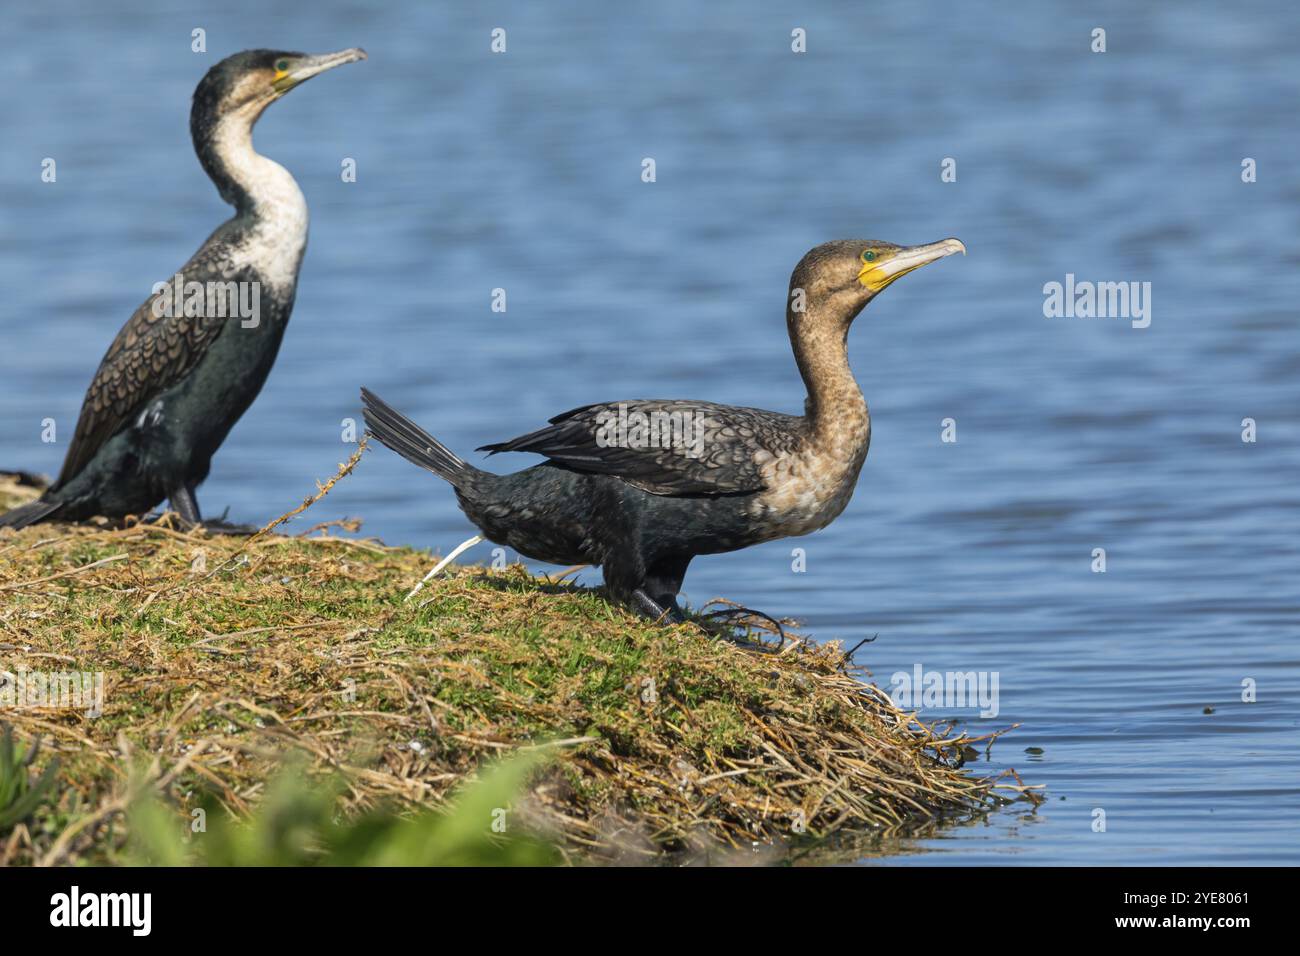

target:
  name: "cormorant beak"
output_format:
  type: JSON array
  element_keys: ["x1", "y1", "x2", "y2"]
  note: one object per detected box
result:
[
  {"x1": 858, "y1": 237, "x2": 966, "y2": 293},
  {"x1": 273, "y1": 48, "x2": 367, "y2": 94}
]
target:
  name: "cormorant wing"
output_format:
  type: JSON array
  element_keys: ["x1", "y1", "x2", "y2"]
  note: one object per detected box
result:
[
  {"x1": 54, "y1": 267, "x2": 238, "y2": 488},
  {"x1": 477, "y1": 400, "x2": 804, "y2": 496}
]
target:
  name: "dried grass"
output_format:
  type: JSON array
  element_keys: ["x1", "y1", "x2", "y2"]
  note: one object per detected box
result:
[{"x1": 0, "y1": 464, "x2": 1034, "y2": 866}]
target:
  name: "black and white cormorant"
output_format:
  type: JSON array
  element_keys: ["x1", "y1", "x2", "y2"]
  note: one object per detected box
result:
[
  {"x1": 0, "y1": 48, "x2": 366, "y2": 530},
  {"x1": 361, "y1": 238, "x2": 965, "y2": 622}
]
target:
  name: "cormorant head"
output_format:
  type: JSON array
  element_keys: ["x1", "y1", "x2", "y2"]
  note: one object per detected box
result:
[
  {"x1": 192, "y1": 47, "x2": 367, "y2": 133},
  {"x1": 788, "y1": 237, "x2": 966, "y2": 330}
]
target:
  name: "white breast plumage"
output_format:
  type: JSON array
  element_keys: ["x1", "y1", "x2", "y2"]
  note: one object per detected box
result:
[
  {"x1": 210, "y1": 117, "x2": 310, "y2": 291},
  {"x1": 236, "y1": 156, "x2": 309, "y2": 291}
]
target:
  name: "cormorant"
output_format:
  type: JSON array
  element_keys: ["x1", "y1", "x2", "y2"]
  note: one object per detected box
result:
[
  {"x1": 361, "y1": 238, "x2": 964, "y2": 622},
  {"x1": 0, "y1": 48, "x2": 366, "y2": 530}
]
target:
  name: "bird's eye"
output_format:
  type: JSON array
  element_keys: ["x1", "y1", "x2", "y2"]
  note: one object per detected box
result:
[
  {"x1": 861, "y1": 250, "x2": 877, "y2": 263},
  {"x1": 275, "y1": 59, "x2": 289, "y2": 72}
]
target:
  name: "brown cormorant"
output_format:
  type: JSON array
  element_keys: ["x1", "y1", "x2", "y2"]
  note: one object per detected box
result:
[
  {"x1": 0, "y1": 48, "x2": 366, "y2": 530},
  {"x1": 361, "y1": 238, "x2": 964, "y2": 622}
]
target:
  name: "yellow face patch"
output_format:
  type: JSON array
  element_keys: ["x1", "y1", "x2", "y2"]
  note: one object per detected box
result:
[
  {"x1": 857, "y1": 239, "x2": 966, "y2": 292},
  {"x1": 857, "y1": 250, "x2": 912, "y2": 293},
  {"x1": 271, "y1": 58, "x2": 294, "y2": 91}
]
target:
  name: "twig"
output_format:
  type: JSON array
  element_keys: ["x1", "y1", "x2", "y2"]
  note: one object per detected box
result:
[
  {"x1": 0, "y1": 553, "x2": 128, "y2": 593},
  {"x1": 205, "y1": 440, "x2": 369, "y2": 580}
]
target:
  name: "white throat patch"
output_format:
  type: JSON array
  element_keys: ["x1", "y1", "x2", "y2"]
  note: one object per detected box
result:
[{"x1": 210, "y1": 113, "x2": 310, "y2": 291}]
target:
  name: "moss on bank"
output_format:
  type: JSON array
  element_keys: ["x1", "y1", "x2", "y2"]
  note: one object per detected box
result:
[{"x1": 0, "y1": 468, "x2": 1030, "y2": 865}]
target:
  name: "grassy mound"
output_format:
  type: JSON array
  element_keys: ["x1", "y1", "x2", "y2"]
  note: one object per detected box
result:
[{"x1": 0, "y1": 464, "x2": 1029, "y2": 865}]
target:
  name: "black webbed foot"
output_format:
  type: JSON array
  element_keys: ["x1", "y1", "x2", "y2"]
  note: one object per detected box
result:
[
  {"x1": 167, "y1": 485, "x2": 202, "y2": 526},
  {"x1": 630, "y1": 588, "x2": 688, "y2": 625},
  {"x1": 155, "y1": 495, "x2": 258, "y2": 536}
]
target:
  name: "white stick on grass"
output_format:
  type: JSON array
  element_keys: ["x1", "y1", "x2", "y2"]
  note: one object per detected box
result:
[{"x1": 405, "y1": 534, "x2": 483, "y2": 602}]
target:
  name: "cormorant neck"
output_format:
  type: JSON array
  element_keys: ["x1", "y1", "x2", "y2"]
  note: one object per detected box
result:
[
  {"x1": 788, "y1": 300, "x2": 869, "y2": 443},
  {"x1": 193, "y1": 103, "x2": 302, "y2": 219}
]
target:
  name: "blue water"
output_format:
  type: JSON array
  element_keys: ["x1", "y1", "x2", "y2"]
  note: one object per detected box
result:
[{"x1": 1, "y1": 2, "x2": 1296, "y2": 865}]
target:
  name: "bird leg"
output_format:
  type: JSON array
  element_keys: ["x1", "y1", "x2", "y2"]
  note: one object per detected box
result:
[
  {"x1": 607, "y1": 553, "x2": 692, "y2": 625},
  {"x1": 168, "y1": 485, "x2": 202, "y2": 526}
]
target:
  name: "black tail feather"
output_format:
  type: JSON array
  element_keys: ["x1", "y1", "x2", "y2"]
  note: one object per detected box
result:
[
  {"x1": 360, "y1": 387, "x2": 474, "y2": 487},
  {"x1": 0, "y1": 498, "x2": 62, "y2": 530}
]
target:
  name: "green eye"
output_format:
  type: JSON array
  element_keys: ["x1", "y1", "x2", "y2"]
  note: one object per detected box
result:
[
  {"x1": 862, "y1": 250, "x2": 877, "y2": 263},
  {"x1": 276, "y1": 59, "x2": 289, "y2": 71}
]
